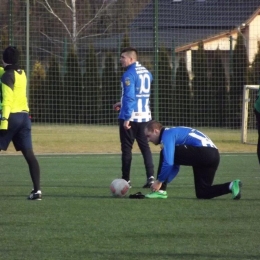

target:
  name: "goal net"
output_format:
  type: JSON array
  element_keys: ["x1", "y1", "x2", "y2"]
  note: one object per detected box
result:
[{"x1": 241, "y1": 85, "x2": 259, "y2": 144}]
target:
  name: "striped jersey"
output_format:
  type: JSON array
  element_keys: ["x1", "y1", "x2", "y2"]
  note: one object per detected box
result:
[
  {"x1": 158, "y1": 127, "x2": 217, "y2": 183},
  {"x1": 118, "y1": 61, "x2": 152, "y2": 122}
]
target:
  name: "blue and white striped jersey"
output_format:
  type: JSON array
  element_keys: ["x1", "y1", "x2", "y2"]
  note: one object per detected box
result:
[
  {"x1": 158, "y1": 127, "x2": 218, "y2": 183},
  {"x1": 118, "y1": 62, "x2": 152, "y2": 122}
]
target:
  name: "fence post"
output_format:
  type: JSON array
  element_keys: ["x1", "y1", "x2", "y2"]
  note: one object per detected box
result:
[{"x1": 154, "y1": 0, "x2": 159, "y2": 120}]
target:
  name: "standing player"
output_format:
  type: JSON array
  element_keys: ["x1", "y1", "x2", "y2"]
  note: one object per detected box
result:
[
  {"x1": 144, "y1": 120, "x2": 242, "y2": 199},
  {"x1": 113, "y1": 47, "x2": 154, "y2": 188},
  {"x1": 0, "y1": 46, "x2": 41, "y2": 200}
]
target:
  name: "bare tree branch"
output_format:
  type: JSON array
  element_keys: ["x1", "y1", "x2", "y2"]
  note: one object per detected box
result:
[
  {"x1": 36, "y1": 0, "x2": 116, "y2": 50},
  {"x1": 40, "y1": 31, "x2": 65, "y2": 44},
  {"x1": 36, "y1": 0, "x2": 72, "y2": 40},
  {"x1": 76, "y1": 1, "x2": 111, "y2": 37},
  {"x1": 57, "y1": 0, "x2": 73, "y2": 12},
  {"x1": 78, "y1": 23, "x2": 113, "y2": 40}
]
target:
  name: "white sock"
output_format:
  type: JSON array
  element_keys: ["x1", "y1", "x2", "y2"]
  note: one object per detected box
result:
[{"x1": 229, "y1": 182, "x2": 233, "y2": 190}]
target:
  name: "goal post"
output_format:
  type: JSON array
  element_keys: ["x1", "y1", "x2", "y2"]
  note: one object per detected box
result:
[{"x1": 241, "y1": 85, "x2": 259, "y2": 144}]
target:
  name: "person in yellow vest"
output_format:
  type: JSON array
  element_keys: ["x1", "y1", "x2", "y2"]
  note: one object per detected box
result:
[
  {"x1": 0, "y1": 67, "x2": 4, "y2": 76},
  {"x1": 0, "y1": 46, "x2": 41, "y2": 200}
]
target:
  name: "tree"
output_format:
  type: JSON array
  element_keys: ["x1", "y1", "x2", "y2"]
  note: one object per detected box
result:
[
  {"x1": 101, "y1": 52, "x2": 118, "y2": 124},
  {"x1": 36, "y1": 0, "x2": 116, "y2": 50},
  {"x1": 174, "y1": 57, "x2": 191, "y2": 126},
  {"x1": 246, "y1": 41, "x2": 260, "y2": 129},
  {"x1": 230, "y1": 34, "x2": 248, "y2": 128},
  {"x1": 210, "y1": 50, "x2": 227, "y2": 127},
  {"x1": 0, "y1": 27, "x2": 9, "y2": 50},
  {"x1": 45, "y1": 56, "x2": 63, "y2": 123},
  {"x1": 64, "y1": 47, "x2": 83, "y2": 123},
  {"x1": 192, "y1": 41, "x2": 209, "y2": 127},
  {"x1": 29, "y1": 61, "x2": 46, "y2": 122},
  {"x1": 157, "y1": 46, "x2": 173, "y2": 125},
  {"x1": 249, "y1": 41, "x2": 260, "y2": 84},
  {"x1": 83, "y1": 44, "x2": 100, "y2": 124}
]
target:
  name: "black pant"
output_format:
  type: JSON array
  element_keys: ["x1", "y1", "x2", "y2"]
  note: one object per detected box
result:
[
  {"x1": 119, "y1": 119, "x2": 154, "y2": 181},
  {"x1": 254, "y1": 109, "x2": 260, "y2": 164},
  {"x1": 159, "y1": 145, "x2": 230, "y2": 199}
]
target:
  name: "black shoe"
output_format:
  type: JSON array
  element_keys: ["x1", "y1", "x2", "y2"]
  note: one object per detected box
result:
[
  {"x1": 143, "y1": 176, "x2": 154, "y2": 188},
  {"x1": 28, "y1": 190, "x2": 42, "y2": 200},
  {"x1": 129, "y1": 192, "x2": 145, "y2": 199}
]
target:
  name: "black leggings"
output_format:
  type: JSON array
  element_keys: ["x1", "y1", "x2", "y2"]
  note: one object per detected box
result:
[
  {"x1": 22, "y1": 149, "x2": 41, "y2": 191},
  {"x1": 119, "y1": 119, "x2": 154, "y2": 181},
  {"x1": 159, "y1": 146, "x2": 230, "y2": 199}
]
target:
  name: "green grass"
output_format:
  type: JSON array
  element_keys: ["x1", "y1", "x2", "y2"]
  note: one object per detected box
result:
[
  {"x1": 1, "y1": 153, "x2": 260, "y2": 260},
  {"x1": 1, "y1": 125, "x2": 257, "y2": 154}
]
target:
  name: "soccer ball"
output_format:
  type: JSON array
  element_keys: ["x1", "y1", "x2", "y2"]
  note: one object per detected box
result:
[{"x1": 110, "y1": 179, "x2": 130, "y2": 197}]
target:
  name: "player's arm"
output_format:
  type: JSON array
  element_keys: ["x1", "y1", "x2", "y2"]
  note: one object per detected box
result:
[
  {"x1": 0, "y1": 67, "x2": 4, "y2": 78},
  {"x1": 113, "y1": 102, "x2": 121, "y2": 111},
  {"x1": 121, "y1": 73, "x2": 135, "y2": 120},
  {"x1": 0, "y1": 71, "x2": 14, "y2": 130},
  {"x1": 157, "y1": 130, "x2": 180, "y2": 183}
]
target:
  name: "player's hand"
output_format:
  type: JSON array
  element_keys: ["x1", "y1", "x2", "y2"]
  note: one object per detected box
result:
[
  {"x1": 0, "y1": 119, "x2": 8, "y2": 130},
  {"x1": 113, "y1": 102, "x2": 121, "y2": 111},
  {"x1": 151, "y1": 180, "x2": 162, "y2": 191},
  {"x1": 124, "y1": 120, "x2": 131, "y2": 130}
]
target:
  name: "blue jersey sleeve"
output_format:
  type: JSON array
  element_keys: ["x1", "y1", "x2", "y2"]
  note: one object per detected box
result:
[
  {"x1": 121, "y1": 72, "x2": 135, "y2": 120},
  {"x1": 158, "y1": 129, "x2": 180, "y2": 183}
]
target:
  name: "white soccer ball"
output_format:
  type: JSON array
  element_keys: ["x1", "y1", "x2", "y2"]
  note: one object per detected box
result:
[{"x1": 110, "y1": 179, "x2": 130, "y2": 197}]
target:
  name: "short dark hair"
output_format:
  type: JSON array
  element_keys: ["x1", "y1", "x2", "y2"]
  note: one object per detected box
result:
[
  {"x1": 120, "y1": 47, "x2": 138, "y2": 56},
  {"x1": 145, "y1": 120, "x2": 163, "y2": 132}
]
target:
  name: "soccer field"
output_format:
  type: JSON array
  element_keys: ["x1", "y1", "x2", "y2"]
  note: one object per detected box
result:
[{"x1": 1, "y1": 153, "x2": 260, "y2": 260}]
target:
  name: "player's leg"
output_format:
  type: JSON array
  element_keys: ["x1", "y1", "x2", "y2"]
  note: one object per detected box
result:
[
  {"x1": 0, "y1": 130, "x2": 13, "y2": 151},
  {"x1": 0, "y1": 112, "x2": 21, "y2": 151},
  {"x1": 12, "y1": 113, "x2": 41, "y2": 200},
  {"x1": 135, "y1": 122, "x2": 154, "y2": 187},
  {"x1": 193, "y1": 165, "x2": 231, "y2": 199},
  {"x1": 21, "y1": 149, "x2": 40, "y2": 191},
  {"x1": 119, "y1": 119, "x2": 134, "y2": 184},
  {"x1": 175, "y1": 146, "x2": 231, "y2": 199}
]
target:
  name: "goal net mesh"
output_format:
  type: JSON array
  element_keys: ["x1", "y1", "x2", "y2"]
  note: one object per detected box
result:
[
  {"x1": 1, "y1": 0, "x2": 260, "y2": 153},
  {"x1": 241, "y1": 85, "x2": 258, "y2": 144}
]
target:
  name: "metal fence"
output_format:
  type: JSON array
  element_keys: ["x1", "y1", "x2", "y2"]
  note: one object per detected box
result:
[{"x1": 1, "y1": 0, "x2": 260, "y2": 138}]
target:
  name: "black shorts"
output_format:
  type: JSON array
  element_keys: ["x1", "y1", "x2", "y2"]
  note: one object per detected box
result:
[
  {"x1": 174, "y1": 145, "x2": 220, "y2": 168},
  {"x1": 174, "y1": 145, "x2": 220, "y2": 190},
  {"x1": 0, "y1": 113, "x2": 32, "y2": 151}
]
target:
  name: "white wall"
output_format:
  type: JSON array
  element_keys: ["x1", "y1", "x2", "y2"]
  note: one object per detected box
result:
[{"x1": 248, "y1": 14, "x2": 260, "y2": 63}]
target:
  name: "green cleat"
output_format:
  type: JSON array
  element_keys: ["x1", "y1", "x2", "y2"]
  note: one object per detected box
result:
[
  {"x1": 145, "y1": 191, "x2": 168, "y2": 199},
  {"x1": 231, "y1": 180, "x2": 242, "y2": 200}
]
